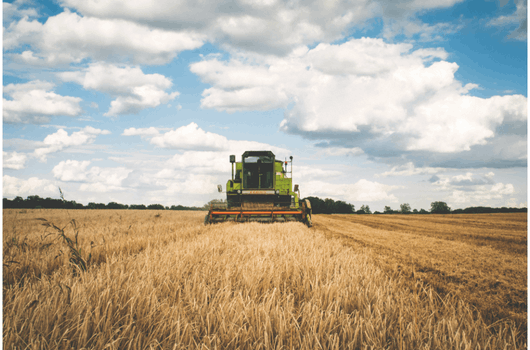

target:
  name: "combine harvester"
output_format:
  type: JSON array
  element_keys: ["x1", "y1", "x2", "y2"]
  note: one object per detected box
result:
[{"x1": 205, "y1": 151, "x2": 312, "y2": 227}]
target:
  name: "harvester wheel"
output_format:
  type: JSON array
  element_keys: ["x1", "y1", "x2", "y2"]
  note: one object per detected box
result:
[
  {"x1": 304, "y1": 199, "x2": 313, "y2": 228},
  {"x1": 204, "y1": 214, "x2": 210, "y2": 225}
]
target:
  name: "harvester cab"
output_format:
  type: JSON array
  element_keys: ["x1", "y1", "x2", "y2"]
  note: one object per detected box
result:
[{"x1": 205, "y1": 151, "x2": 312, "y2": 227}]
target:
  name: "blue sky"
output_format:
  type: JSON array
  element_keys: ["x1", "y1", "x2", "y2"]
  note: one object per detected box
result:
[{"x1": 3, "y1": 0, "x2": 527, "y2": 211}]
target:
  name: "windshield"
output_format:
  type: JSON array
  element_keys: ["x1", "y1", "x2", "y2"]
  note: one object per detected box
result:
[{"x1": 243, "y1": 155, "x2": 274, "y2": 189}]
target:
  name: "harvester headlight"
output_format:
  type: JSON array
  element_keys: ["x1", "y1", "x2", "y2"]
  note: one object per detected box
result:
[
  {"x1": 238, "y1": 190, "x2": 241, "y2": 194},
  {"x1": 275, "y1": 190, "x2": 279, "y2": 195}
]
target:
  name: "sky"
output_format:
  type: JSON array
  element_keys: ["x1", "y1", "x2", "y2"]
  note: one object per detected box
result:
[{"x1": 2, "y1": 0, "x2": 527, "y2": 212}]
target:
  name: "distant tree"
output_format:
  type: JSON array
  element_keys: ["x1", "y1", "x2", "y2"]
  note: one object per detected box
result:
[
  {"x1": 413, "y1": 209, "x2": 418, "y2": 214},
  {"x1": 324, "y1": 198, "x2": 335, "y2": 214},
  {"x1": 306, "y1": 197, "x2": 326, "y2": 214},
  {"x1": 147, "y1": 204, "x2": 165, "y2": 210},
  {"x1": 373, "y1": 211, "x2": 381, "y2": 214},
  {"x1": 107, "y1": 202, "x2": 128, "y2": 209},
  {"x1": 360, "y1": 205, "x2": 371, "y2": 214},
  {"x1": 431, "y1": 201, "x2": 451, "y2": 214},
  {"x1": 419, "y1": 209, "x2": 428, "y2": 214},
  {"x1": 129, "y1": 204, "x2": 147, "y2": 210},
  {"x1": 400, "y1": 203, "x2": 411, "y2": 214},
  {"x1": 384, "y1": 206, "x2": 393, "y2": 214},
  {"x1": 333, "y1": 200, "x2": 355, "y2": 214},
  {"x1": 306, "y1": 197, "x2": 354, "y2": 214},
  {"x1": 26, "y1": 195, "x2": 43, "y2": 208}
]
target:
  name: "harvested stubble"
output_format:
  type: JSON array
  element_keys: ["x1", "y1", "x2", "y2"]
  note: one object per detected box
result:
[
  {"x1": 313, "y1": 213, "x2": 527, "y2": 336},
  {"x1": 3, "y1": 209, "x2": 524, "y2": 349}
]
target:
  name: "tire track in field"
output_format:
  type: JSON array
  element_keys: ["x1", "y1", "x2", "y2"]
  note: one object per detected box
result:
[
  {"x1": 329, "y1": 214, "x2": 527, "y2": 255},
  {"x1": 312, "y1": 214, "x2": 528, "y2": 334}
]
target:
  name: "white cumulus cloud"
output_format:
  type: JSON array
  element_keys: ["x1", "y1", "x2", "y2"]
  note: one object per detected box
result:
[
  {"x1": 52, "y1": 159, "x2": 133, "y2": 192},
  {"x1": 59, "y1": 63, "x2": 179, "y2": 116},
  {"x1": 378, "y1": 162, "x2": 446, "y2": 177},
  {"x1": 34, "y1": 126, "x2": 111, "y2": 161},
  {"x1": 124, "y1": 122, "x2": 291, "y2": 158},
  {"x1": 52, "y1": 160, "x2": 91, "y2": 181},
  {"x1": 190, "y1": 38, "x2": 527, "y2": 160},
  {"x1": 3, "y1": 80, "x2": 83, "y2": 124},
  {"x1": 150, "y1": 123, "x2": 228, "y2": 151},
  {"x1": 59, "y1": 0, "x2": 463, "y2": 55},
  {"x1": 303, "y1": 179, "x2": 399, "y2": 203},
  {"x1": 4, "y1": 10, "x2": 205, "y2": 65},
  {"x1": 449, "y1": 183, "x2": 515, "y2": 204},
  {"x1": 122, "y1": 127, "x2": 161, "y2": 137},
  {"x1": 3, "y1": 151, "x2": 28, "y2": 170},
  {"x1": 3, "y1": 175, "x2": 57, "y2": 198}
]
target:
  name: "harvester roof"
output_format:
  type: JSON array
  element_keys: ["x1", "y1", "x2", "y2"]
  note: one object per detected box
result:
[{"x1": 242, "y1": 150, "x2": 275, "y2": 158}]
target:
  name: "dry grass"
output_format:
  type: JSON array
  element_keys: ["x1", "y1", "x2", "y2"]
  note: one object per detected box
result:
[
  {"x1": 3, "y1": 209, "x2": 525, "y2": 349},
  {"x1": 314, "y1": 214, "x2": 527, "y2": 334}
]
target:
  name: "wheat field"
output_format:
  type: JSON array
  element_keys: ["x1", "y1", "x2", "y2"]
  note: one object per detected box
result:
[{"x1": 3, "y1": 209, "x2": 526, "y2": 349}]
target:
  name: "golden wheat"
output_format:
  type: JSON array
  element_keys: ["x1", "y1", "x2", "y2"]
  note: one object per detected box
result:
[
  {"x1": 3, "y1": 209, "x2": 525, "y2": 349},
  {"x1": 314, "y1": 214, "x2": 527, "y2": 334}
]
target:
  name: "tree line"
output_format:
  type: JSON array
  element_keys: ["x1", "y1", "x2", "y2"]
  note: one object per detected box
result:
[
  {"x1": 2, "y1": 195, "x2": 205, "y2": 211},
  {"x1": 382, "y1": 201, "x2": 526, "y2": 214},
  {"x1": 3, "y1": 195, "x2": 526, "y2": 214},
  {"x1": 305, "y1": 198, "x2": 526, "y2": 215}
]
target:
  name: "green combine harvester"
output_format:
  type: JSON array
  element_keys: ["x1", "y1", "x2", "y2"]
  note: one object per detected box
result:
[{"x1": 205, "y1": 151, "x2": 312, "y2": 227}]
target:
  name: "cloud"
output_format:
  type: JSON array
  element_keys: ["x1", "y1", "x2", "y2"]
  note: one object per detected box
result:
[
  {"x1": 122, "y1": 127, "x2": 160, "y2": 137},
  {"x1": 302, "y1": 179, "x2": 399, "y2": 203},
  {"x1": 319, "y1": 147, "x2": 364, "y2": 157},
  {"x1": 378, "y1": 162, "x2": 445, "y2": 177},
  {"x1": 429, "y1": 171, "x2": 517, "y2": 206},
  {"x1": 3, "y1": 0, "x2": 39, "y2": 24},
  {"x1": 34, "y1": 126, "x2": 111, "y2": 161},
  {"x1": 449, "y1": 183, "x2": 515, "y2": 204},
  {"x1": 447, "y1": 172, "x2": 495, "y2": 186},
  {"x1": 295, "y1": 165, "x2": 343, "y2": 181},
  {"x1": 4, "y1": 10, "x2": 204, "y2": 65},
  {"x1": 3, "y1": 80, "x2": 83, "y2": 124},
  {"x1": 190, "y1": 37, "x2": 527, "y2": 168},
  {"x1": 381, "y1": 18, "x2": 463, "y2": 42},
  {"x1": 505, "y1": 198, "x2": 527, "y2": 208},
  {"x1": 52, "y1": 159, "x2": 133, "y2": 192},
  {"x1": 58, "y1": 63, "x2": 179, "y2": 116},
  {"x1": 431, "y1": 172, "x2": 499, "y2": 190},
  {"x1": 150, "y1": 122, "x2": 228, "y2": 151},
  {"x1": 3, "y1": 151, "x2": 28, "y2": 170},
  {"x1": 487, "y1": 0, "x2": 527, "y2": 41},
  {"x1": 3, "y1": 175, "x2": 57, "y2": 198},
  {"x1": 58, "y1": 0, "x2": 463, "y2": 55},
  {"x1": 52, "y1": 160, "x2": 91, "y2": 181},
  {"x1": 124, "y1": 122, "x2": 291, "y2": 157},
  {"x1": 162, "y1": 151, "x2": 229, "y2": 175},
  {"x1": 154, "y1": 174, "x2": 220, "y2": 195}
]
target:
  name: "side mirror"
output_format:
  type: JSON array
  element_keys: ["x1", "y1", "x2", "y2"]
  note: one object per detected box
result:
[
  {"x1": 294, "y1": 184, "x2": 299, "y2": 192},
  {"x1": 217, "y1": 185, "x2": 222, "y2": 193}
]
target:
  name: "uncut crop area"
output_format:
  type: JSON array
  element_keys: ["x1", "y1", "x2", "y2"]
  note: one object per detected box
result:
[{"x1": 3, "y1": 210, "x2": 526, "y2": 349}]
